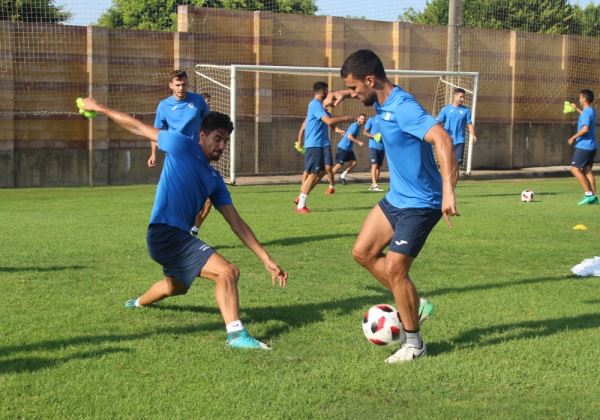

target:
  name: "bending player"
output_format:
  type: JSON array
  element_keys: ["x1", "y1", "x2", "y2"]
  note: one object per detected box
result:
[
  {"x1": 567, "y1": 89, "x2": 598, "y2": 205},
  {"x1": 436, "y1": 87, "x2": 477, "y2": 185},
  {"x1": 80, "y1": 98, "x2": 287, "y2": 350},
  {"x1": 331, "y1": 114, "x2": 366, "y2": 184},
  {"x1": 332, "y1": 49, "x2": 458, "y2": 363},
  {"x1": 363, "y1": 115, "x2": 385, "y2": 191},
  {"x1": 294, "y1": 81, "x2": 355, "y2": 213}
]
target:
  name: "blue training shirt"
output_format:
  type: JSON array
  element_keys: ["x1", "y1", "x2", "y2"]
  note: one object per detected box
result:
[
  {"x1": 149, "y1": 130, "x2": 233, "y2": 232},
  {"x1": 154, "y1": 92, "x2": 209, "y2": 140},
  {"x1": 436, "y1": 104, "x2": 472, "y2": 145},
  {"x1": 337, "y1": 122, "x2": 361, "y2": 151},
  {"x1": 304, "y1": 99, "x2": 331, "y2": 148},
  {"x1": 365, "y1": 116, "x2": 384, "y2": 151},
  {"x1": 575, "y1": 106, "x2": 597, "y2": 151},
  {"x1": 375, "y1": 86, "x2": 441, "y2": 209}
]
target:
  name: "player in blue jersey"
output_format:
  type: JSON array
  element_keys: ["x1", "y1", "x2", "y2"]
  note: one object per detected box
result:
[
  {"x1": 568, "y1": 89, "x2": 598, "y2": 205},
  {"x1": 331, "y1": 114, "x2": 366, "y2": 184},
  {"x1": 294, "y1": 81, "x2": 355, "y2": 213},
  {"x1": 363, "y1": 115, "x2": 385, "y2": 192},
  {"x1": 332, "y1": 49, "x2": 458, "y2": 363},
  {"x1": 147, "y1": 70, "x2": 213, "y2": 236},
  {"x1": 436, "y1": 87, "x2": 477, "y2": 185},
  {"x1": 80, "y1": 98, "x2": 288, "y2": 351}
]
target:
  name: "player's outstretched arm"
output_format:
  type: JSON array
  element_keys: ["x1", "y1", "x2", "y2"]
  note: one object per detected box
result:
[
  {"x1": 424, "y1": 124, "x2": 458, "y2": 227},
  {"x1": 218, "y1": 204, "x2": 288, "y2": 287},
  {"x1": 80, "y1": 98, "x2": 159, "y2": 143},
  {"x1": 326, "y1": 89, "x2": 353, "y2": 107}
]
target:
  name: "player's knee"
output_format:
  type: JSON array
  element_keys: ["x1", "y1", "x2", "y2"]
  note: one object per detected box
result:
[
  {"x1": 218, "y1": 264, "x2": 240, "y2": 287},
  {"x1": 571, "y1": 166, "x2": 582, "y2": 175},
  {"x1": 166, "y1": 279, "x2": 189, "y2": 296},
  {"x1": 352, "y1": 245, "x2": 372, "y2": 267}
]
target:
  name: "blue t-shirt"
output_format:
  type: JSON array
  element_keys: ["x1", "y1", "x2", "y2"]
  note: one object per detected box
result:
[
  {"x1": 337, "y1": 122, "x2": 361, "y2": 151},
  {"x1": 149, "y1": 130, "x2": 233, "y2": 232},
  {"x1": 365, "y1": 116, "x2": 384, "y2": 151},
  {"x1": 436, "y1": 104, "x2": 472, "y2": 145},
  {"x1": 304, "y1": 99, "x2": 331, "y2": 148},
  {"x1": 154, "y1": 92, "x2": 209, "y2": 139},
  {"x1": 576, "y1": 106, "x2": 597, "y2": 151},
  {"x1": 375, "y1": 86, "x2": 441, "y2": 209}
]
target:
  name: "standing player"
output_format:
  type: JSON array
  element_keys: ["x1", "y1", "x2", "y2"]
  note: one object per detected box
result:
[
  {"x1": 294, "y1": 81, "x2": 355, "y2": 213},
  {"x1": 363, "y1": 115, "x2": 385, "y2": 192},
  {"x1": 80, "y1": 98, "x2": 287, "y2": 350},
  {"x1": 331, "y1": 114, "x2": 366, "y2": 184},
  {"x1": 568, "y1": 89, "x2": 598, "y2": 205},
  {"x1": 436, "y1": 88, "x2": 477, "y2": 185},
  {"x1": 332, "y1": 49, "x2": 458, "y2": 363}
]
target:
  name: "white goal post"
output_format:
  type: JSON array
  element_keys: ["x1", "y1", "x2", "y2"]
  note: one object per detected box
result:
[{"x1": 195, "y1": 64, "x2": 479, "y2": 184}]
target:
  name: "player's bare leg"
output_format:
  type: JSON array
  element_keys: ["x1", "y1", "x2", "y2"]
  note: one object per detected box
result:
[
  {"x1": 571, "y1": 166, "x2": 593, "y2": 193},
  {"x1": 325, "y1": 165, "x2": 335, "y2": 194},
  {"x1": 136, "y1": 276, "x2": 189, "y2": 306},
  {"x1": 200, "y1": 252, "x2": 241, "y2": 324},
  {"x1": 584, "y1": 166, "x2": 596, "y2": 194}
]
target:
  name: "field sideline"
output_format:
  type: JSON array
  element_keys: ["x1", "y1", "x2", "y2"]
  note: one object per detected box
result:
[{"x1": 1, "y1": 178, "x2": 600, "y2": 418}]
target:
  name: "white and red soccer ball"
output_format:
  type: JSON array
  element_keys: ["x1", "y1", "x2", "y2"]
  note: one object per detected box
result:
[
  {"x1": 362, "y1": 304, "x2": 402, "y2": 346},
  {"x1": 521, "y1": 189, "x2": 534, "y2": 202}
]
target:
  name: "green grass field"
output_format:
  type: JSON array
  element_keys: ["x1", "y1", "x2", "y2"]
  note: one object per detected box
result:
[{"x1": 2, "y1": 178, "x2": 600, "y2": 418}]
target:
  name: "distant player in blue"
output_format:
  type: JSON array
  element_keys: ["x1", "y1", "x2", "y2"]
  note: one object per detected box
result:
[
  {"x1": 148, "y1": 70, "x2": 212, "y2": 236},
  {"x1": 80, "y1": 97, "x2": 288, "y2": 351},
  {"x1": 568, "y1": 89, "x2": 598, "y2": 205},
  {"x1": 332, "y1": 49, "x2": 458, "y2": 363},
  {"x1": 363, "y1": 115, "x2": 385, "y2": 192},
  {"x1": 331, "y1": 114, "x2": 366, "y2": 184},
  {"x1": 436, "y1": 88, "x2": 477, "y2": 185},
  {"x1": 294, "y1": 81, "x2": 355, "y2": 213}
]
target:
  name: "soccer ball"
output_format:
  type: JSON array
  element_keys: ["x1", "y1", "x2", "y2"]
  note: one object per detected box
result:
[
  {"x1": 521, "y1": 189, "x2": 534, "y2": 202},
  {"x1": 362, "y1": 304, "x2": 402, "y2": 346}
]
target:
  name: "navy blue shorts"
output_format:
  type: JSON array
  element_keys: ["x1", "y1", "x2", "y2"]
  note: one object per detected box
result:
[
  {"x1": 335, "y1": 148, "x2": 356, "y2": 164},
  {"x1": 571, "y1": 148, "x2": 596, "y2": 169},
  {"x1": 323, "y1": 145, "x2": 333, "y2": 167},
  {"x1": 369, "y1": 148, "x2": 385, "y2": 167},
  {"x1": 147, "y1": 224, "x2": 216, "y2": 288},
  {"x1": 304, "y1": 147, "x2": 325, "y2": 174},
  {"x1": 453, "y1": 143, "x2": 465, "y2": 164},
  {"x1": 378, "y1": 198, "x2": 442, "y2": 258}
]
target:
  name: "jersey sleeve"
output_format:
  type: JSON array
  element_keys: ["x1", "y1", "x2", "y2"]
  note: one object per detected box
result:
[
  {"x1": 396, "y1": 99, "x2": 438, "y2": 141},
  {"x1": 210, "y1": 175, "x2": 233, "y2": 208},
  {"x1": 435, "y1": 107, "x2": 446, "y2": 123},
  {"x1": 309, "y1": 100, "x2": 328, "y2": 121},
  {"x1": 349, "y1": 122, "x2": 360, "y2": 137},
  {"x1": 364, "y1": 118, "x2": 373, "y2": 132},
  {"x1": 154, "y1": 103, "x2": 167, "y2": 129},
  {"x1": 581, "y1": 109, "x2": 593, "y2": 127}
]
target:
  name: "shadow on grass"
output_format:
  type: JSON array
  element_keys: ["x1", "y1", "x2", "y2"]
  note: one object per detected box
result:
[
  {"x1": 425, "y1": 275, "x2": 569, "y2": 298},
  {"x1": 0, "y1": 265, "x2": 87, "y2": 273},
  {"x1": 0, "y1": 347, "x2": 129, "y2": 375},
  {"x1": 428, "y1": 312, "x2": 600, "y2": 356},
  {"x1": 215, "y1": 232, "x2": 356, "y2": 249}
]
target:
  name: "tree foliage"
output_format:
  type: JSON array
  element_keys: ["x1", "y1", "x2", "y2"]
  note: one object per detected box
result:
[
  {"x1": 97, "y1": 0, "x2": 318, "y2": 31},
  {"x1": 0, "y1": 0, "x2": 72, "y2": 23},
  {"x1": 401, "y1": 0, "x2": 600, "y2": 36}
]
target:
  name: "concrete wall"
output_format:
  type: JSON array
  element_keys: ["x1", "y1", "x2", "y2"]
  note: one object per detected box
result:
[{"x1": 1, "y1": 8, "x2": 599, "y2": 187}]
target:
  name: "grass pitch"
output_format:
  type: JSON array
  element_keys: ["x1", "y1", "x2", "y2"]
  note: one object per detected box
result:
[{"x1": 1, "y1": 178, "x2": 600, "y2": 418}]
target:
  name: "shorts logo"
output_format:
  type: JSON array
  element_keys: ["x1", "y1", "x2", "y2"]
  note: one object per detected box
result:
[
  {"x1": 199, "y1": 244, "x2": 211, "y2": 252},
  {"x1": 395, "y1": 240, "x2": 409, "y2": 246}
]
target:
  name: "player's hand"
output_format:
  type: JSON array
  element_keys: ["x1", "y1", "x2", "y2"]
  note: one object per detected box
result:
[
  {"x1": 472, "y1": 136, "x2": 477, "y2": 144},
  {"x1": 81, "y1": 97, "x2": 101, "y2": 112},
  {"x1": 358, "y1": 141, "x2": 365, "y2": 147},
  {"x1": 147, "y1": 153, "x2": 156, "y2": 167},
  {"x1": 328, "y1": 90, "x2": 352, "y2": 107},
  {"x1": 265, "y1": 258, "x2": 287, "y2": 287},
  {"x1": 568, "y1": 137, "x2": 575, "y2": 145},
  {"x1": 441, "y1": 191, "x2": 459, "y2": 228}
]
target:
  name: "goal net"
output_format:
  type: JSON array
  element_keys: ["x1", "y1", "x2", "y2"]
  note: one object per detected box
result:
[{"x1": 195, "y1": 64, "x2": 479, "y2": 183}]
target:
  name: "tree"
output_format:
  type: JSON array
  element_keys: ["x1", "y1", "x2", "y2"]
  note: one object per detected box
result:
[
  {"x1": 98, "y1": 0, "x2": 318, "y2": 31},
  {"x1": 400, "y1": 0, "x2": 592, "y2": 36},
  {"x1": 0, "y1": 0, "x2": 72, "y2": 23}
]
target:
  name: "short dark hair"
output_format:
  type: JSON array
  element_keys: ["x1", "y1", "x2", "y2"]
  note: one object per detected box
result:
[
  {"x1": 169, "y1": 69, "x2": 188, "y2": 81},
  {"x1": 454, "y1": 88, "x2": 466, "y2": 95},
  {"x1": 340, "y1": 49, "x2": 386, "y2": 80},
  {"x1": 201, "y1": 111, "x2": 234, "y2": 134},
  {"x1": 580, "y1": 89, "x2": 594, "y2": 104},
  {"x1": 201, "y1": 92, "x2": 212, "y2": 99},
  {"x1": 313, "y1": 81, "x2": 328, "y2": 93},
  {"x1": 359, "y1": 113, "x2": 366, "y2": 118}
]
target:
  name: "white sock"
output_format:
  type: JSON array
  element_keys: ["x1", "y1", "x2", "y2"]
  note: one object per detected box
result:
[
  {"x1": 585, "y1": 191, "x2": 593, "y2": 196},
  {"x1": 297, "y1": 193, "x2": 307, "y2": 209},
  {"x1": 134, "y1": 298, "x2": 143, "y2": 308},
  {"x1": 341, "y1": 170, "x2": 348, "y2": 179},
  {"x1": 226, "y1": 320, "x2": 244, "y2": 334},
  {"x1": 190, "y1": 226, "x2": 199, "y2": 234},
  {"x1": 329, "y1": 184, "x2": 334, "y2": 189},
  {"x1": 405, "y1": 331, "x2": 422, "y2": 348}
]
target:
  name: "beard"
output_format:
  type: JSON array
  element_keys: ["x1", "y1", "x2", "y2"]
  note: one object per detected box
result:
[{"x1": 362, "y1": 91, "x2": 377, "y2": 107}]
